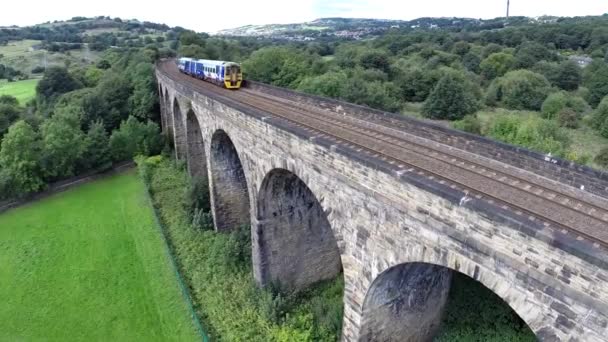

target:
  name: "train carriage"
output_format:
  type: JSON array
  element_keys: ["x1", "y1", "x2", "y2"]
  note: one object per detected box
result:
[{"x1": 178, "y1": 57, "x2": 243, "y2": 89}]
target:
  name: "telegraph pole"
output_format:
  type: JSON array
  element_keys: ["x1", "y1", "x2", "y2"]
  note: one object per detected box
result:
[{"x1": 506, "y1": 0, "x2": 510, "y2": 19}]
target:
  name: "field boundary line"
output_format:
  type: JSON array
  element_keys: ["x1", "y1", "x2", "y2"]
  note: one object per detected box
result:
[
  {"x1": 140, "y1": 171, "x2": 210, "y2": 342},
  {"x1": 0, "y1": 161, "x2": 135, "y2": 214}
]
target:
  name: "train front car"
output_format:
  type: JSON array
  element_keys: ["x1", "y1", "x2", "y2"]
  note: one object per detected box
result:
[
  {"x1": 178, "y1": 57, "x2": 243, "y2": 89},
  {"x1": 223, "y1": 62, "x2": 242, "y2": 89}
]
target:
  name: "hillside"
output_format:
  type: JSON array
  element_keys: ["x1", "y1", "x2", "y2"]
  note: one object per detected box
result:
[
  {"x1": 0, "y1": 16, "x2": 176, "y2": 76},
  {"x1": 216, "y1": 15, "x2": 608, "y2": 41}
]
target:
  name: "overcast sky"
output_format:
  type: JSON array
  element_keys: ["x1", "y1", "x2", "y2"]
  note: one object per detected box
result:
[{"x1": 0, "y1": 0, "x2": 606, "y2": 33}]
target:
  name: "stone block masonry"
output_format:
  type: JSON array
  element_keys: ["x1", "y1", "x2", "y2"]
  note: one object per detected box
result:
[{"x1": 158, "y1": 70, "x2": 608, "y2": 342}]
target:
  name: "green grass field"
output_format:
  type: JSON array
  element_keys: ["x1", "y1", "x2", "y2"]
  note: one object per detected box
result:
[
  {"x1": 0, "y1": 79, "x2": 39, "y2": 105},
  {"x1": 0, "y1": 170, "x2": 200, "y2": 341}
]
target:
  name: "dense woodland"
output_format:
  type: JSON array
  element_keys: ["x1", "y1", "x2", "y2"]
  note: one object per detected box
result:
[{"x1": 3, "y1": 14, "x2": 608, "y2": 201}]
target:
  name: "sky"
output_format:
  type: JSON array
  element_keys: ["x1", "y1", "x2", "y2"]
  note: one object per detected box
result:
[{"x1": 0, "y1": 0, "x2": 606, "y2": 33}]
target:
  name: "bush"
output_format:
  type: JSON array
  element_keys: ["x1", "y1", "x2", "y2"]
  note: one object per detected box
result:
[
  {"x1": 31, "y1": 66, "x2": 45, "y2": 74},
  {"x1": 595, "y1": 148, "x2": 608, "y2": 168},
  {"x1": 487, "y1": 114, "x2": 569, "y2": 156},
  {"x1": 422, "y1": 69, "x2": 480, "y2": 120},
  {"x1": 557, "y1": 108, "x2": 579, "y2": 128},
  {"x1": 541, "y1": 92, "x2": 589, "y2": 120},
  {"x1": 453, "y1": 114, "x2": 482, "y2": 134},
  {"x1": 564, "y1": 150, "x2": 592, "y2": 165},
  {"x1": 486, "y1": 70, "x2": 551, "y2": 111},
  {"x1": 592, "y1": 97, "x2": 608, "y2": 137},
  {"x1": 185, "y1": 175, "x2": 211, "y2": 223}
]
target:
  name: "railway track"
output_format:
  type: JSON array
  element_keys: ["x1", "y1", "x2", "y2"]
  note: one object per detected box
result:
[{"x1": 159, "y1": 62, "x2": 608, "y2": 247}]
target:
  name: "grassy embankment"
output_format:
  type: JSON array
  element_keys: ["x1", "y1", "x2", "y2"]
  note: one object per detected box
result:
[{"x1": 0, "y1": 170, "x2": 200, "y2": 341}]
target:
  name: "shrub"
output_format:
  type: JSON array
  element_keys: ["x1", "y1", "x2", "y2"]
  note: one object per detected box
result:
[
  {"x1": 541, "y1": 92, "x2": 589, "y2": 120},
  {"x1": 595, "y1": 148, "x2": 608, "y2": 167},
  {"x1": 564, "y1": 150, "x2": 592, "y2": 165},
  {"x1": 31, "y1": 66, "x2": 45, "y2": 74},
  {"x1": 557, "y1": 108, "x2": 579, "y2": 128},
  {"x1": 185, "y1": 175, "x2": 211, "y2": 223},
  {"x1": 592, "y1": 97, "x2": 608, "y2": 137},
  {"x1": 486, "y1": 70, "x2": 551, "y2": 111},
  {"x1": 453, "y1": 114, "x2": 482, "y2": 134},
  {"x1": 488, "y1": 114, "x2": 569, "y2": 156},
  {"x1": 422, "y1": 69, "x2": 480, "y2": 120}
]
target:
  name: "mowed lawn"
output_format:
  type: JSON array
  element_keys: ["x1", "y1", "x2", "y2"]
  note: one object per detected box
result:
[
  {"x1": 0, "y1": 79, "x2": 39, "y2": 105},
  {"x1": 0, "y1": 171, "x2": 200, "y2": 341}
]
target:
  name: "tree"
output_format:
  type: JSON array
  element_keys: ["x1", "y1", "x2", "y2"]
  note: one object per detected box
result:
[
  {"x1": 394, "y1": 67, "x2": 441, "y2": 102},
  {"x1": 480, "y1": 53, "x2": 516, "y2": 80},
  {"x1": 541, "y1": 92, "x2": 589, "y2": 119},
  {"x1": 80, "y1": 121, "x2": 111, "y2": 170},
  {"x1": 482, "y1": 43, "x2": 503, "y2": 58},
  {"x1": 96, "y1": 72, "x2": 133, "y2": 130},
  {"x1": 128, "y1": 62, "x2": 158, "y2": 121},
  {"x1": 584, "y1": 61, "x2": 608, "y2": 107},
  {"x1": 179, "y1": 31, "x2": 205, "y2": 47},
  {"x1": 178, "y1": 44, "x2": 206, "y2": 59},
  {"x1": 242, "y1": 47, "x2": 315, "y2": 87},
  {"x1": 422, "y1": 69, "x2": 480, "y2": 120},
  {"x1": 36, "y1": 66, "x2": 82, "y2": 103},
  {"x1": 514, "y1": 41, "x2": 555, "y2": 69},
  {"x1": 463, "y1": 52, "x2": 481, "y2": 73},
  {"x1": 487, "y1": 70, "x2": 551, "y2": 110},
  {"x1": 109, "y1": 116, "x2": 163, "y2": 161},
  {"x1": 297, "y1": 71, "x2": 348, "y2": 99},
  {"x1": 0, "y1": 121, "x2": 44, "y2": 195},
  {"x1": 358, "y1": 50, "x2": 390, "y2": 73},
  {"x1": 0, "y1": 102, "x2": 21, "y2": 138},
  {"x1": 554, "y1": 60, "x2": 582, "y2": 91},
  {"x1": 39, "y1": 106, "x2": 86, "y2": 179},
  {"x1": 452, "y1": 41, "x2": 471, "y2": 56},
  {"x1": 0, "y1": 95, "x2": 18, "y2": 106}
]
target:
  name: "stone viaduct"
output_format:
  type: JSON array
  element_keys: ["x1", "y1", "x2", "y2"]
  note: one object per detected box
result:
[{"x1": 156, "y1": 66, "x2": 608, "y2": 341}]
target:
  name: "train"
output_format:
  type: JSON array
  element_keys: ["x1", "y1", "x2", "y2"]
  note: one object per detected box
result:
[{"x1": 177, "y1": 57, "x2": 243, "y2": 89}]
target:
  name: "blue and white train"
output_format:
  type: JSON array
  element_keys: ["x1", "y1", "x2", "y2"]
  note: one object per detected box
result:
[{"x1": 178, "y1": 57, "x2": 243, "y2": 89}]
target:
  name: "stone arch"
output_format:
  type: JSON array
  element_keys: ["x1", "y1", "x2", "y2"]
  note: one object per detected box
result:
[
  {"x1": 253, "y1": 168, "x2": 343, "y2": 292},
  {"x1": 358, "y1": 261, "x2": 535, "y2": 342},
  {"x1": 208, "y1": 129, "x2": 250, "y2": 232},
  {"x1": 185, "y1": 109, "x2": 207, "y2": 179},
  {"x1": 172, "y1": 98, "x2": 186, "y2": 159}
]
